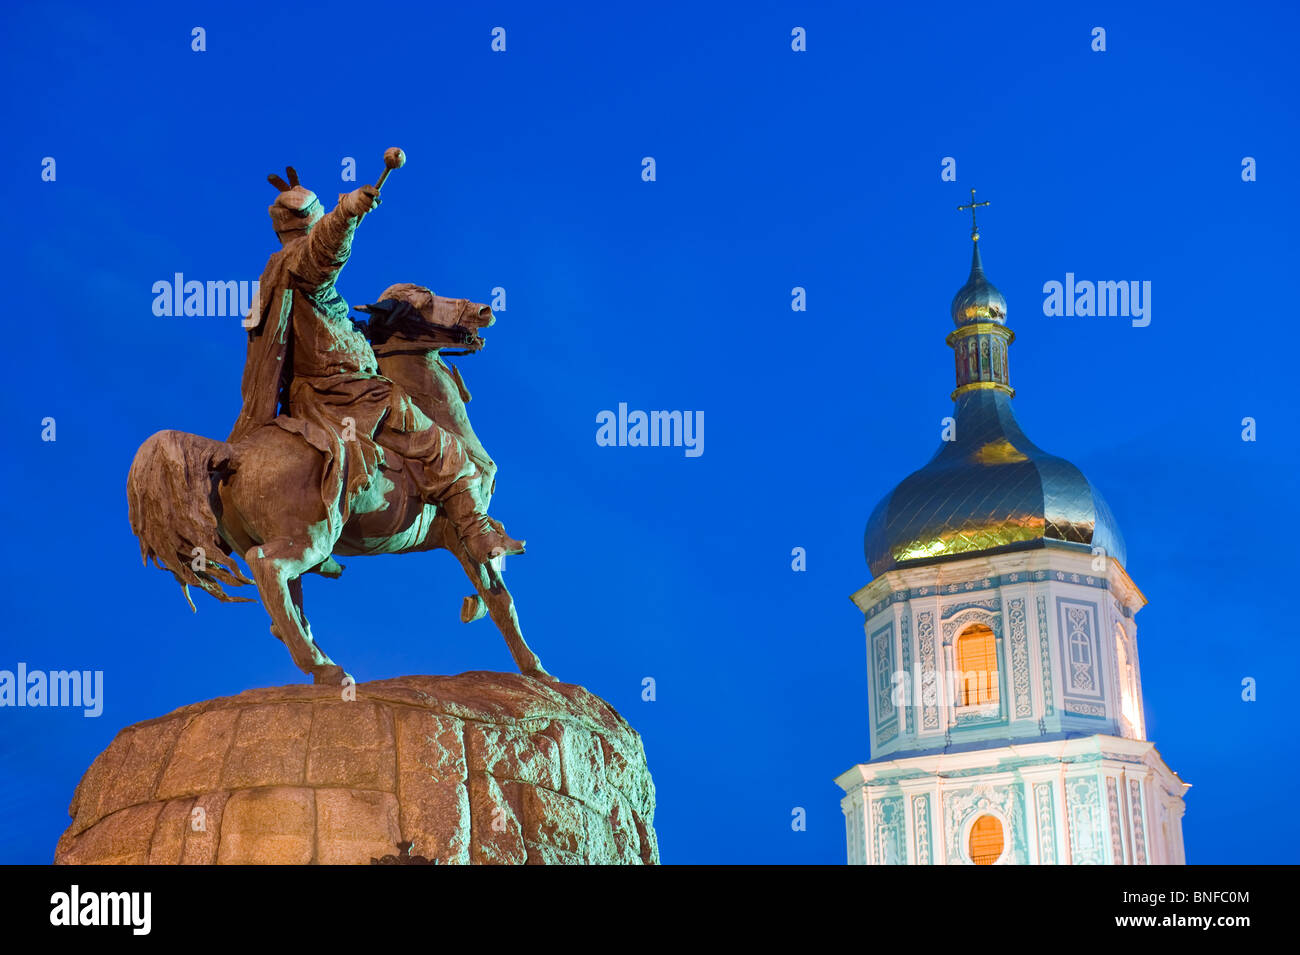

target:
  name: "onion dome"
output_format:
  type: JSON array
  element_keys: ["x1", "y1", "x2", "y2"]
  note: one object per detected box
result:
[
  {"x1": 950, "y1": 242, "x2": 1007, "y2": 325},
  {"x1": 863, "y1": 209, "x2": 1126, "y2": 577}
]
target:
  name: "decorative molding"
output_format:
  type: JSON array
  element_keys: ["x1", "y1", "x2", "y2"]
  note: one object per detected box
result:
[
  {"x1": 1008, "y1": 598, "x2": 1032, "y2": 719},
  {"x1": 873, "y1": 796, "x2": 904, "y2": 865},
  {"x1": 1129, "y1": 780, "x2": 1148, "y2": 865},
  {"x1": 937, "y1": 578, "x2": 997, "y2": 596},
  {"x1": 839, "y1": 736, "x2": 1175, "y2": 787},
  {"x1": 942, "y1": 606, "x2": 1001, "y2": 645},
  {"x1": 844, "y1": 792, "x2": 866, "y2": 866},
  {"x1": 1033, "y1": 782, "x2": 1056, "y2": 864},
  {"x1": 1058, "y1": 598, "x2": 1105, "y2": 719},
  {"x1": 1066, "y1": 775, "x2": 1104, "y2": 865},
  {"x1": 917, "y1": 612, "x2": 940, "y2": 731},
  {"x1": 912, "y1": 793, "x2": 932, "y2": 865},
  {"x1": 1036, "y1": 594, "x2": 1055, "y2": 716},
  {"x1": 1100, "y1": 751, "x2": 1147, "y2": 764},
  {"x1": 863, "y1": 569, "x2": 1112, "y2": 621},
  {"x1": 872, "y1": 622, "x2": 897, "y2": 731},
  {"x1": 943, "y1": 783, "x2": 1026, "y2": 865},
  {"x1": 900, "y1": 607, "x2": 914, "y2": 736},
  {"x1": 1064, "y1": 699, "x2": 1106, "y2": 718},
  {"x1": 945, "y1": 608, "x2": 1007, "y2": 728},
  {"x1": 1064, "y1": 606, "x2": 1097, "y2": 692},
  {"x1": 1106, "y1": 778, "x2": 1124, "y2": 864},
  {"x1": 941, "y1": 597, "x2": 1000, "y2": 620}
]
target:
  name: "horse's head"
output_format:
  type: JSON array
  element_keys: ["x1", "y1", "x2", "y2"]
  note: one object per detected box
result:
[{"x1": 356, "y1": 283, "x2": 494, "y2": 354}]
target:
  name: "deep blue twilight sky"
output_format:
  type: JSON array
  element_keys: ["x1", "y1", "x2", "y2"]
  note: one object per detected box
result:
[{"x1": 1, "y1": 1, "x2": 1296, "y2": 864}]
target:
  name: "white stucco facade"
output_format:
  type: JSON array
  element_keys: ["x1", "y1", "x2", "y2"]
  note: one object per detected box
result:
[{"x1": 836, "y1": 547, "x2": 1189, "y2": 865}]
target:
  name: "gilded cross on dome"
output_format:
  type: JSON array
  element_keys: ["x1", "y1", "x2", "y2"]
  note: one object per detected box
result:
[{"x1": 957, "y1": 187, "x2": 991, "y2": 240}]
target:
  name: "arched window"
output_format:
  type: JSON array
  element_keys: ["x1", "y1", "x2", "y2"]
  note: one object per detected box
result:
[
  {"x1": 956, "y1": 624, "x2": 999, "y2": 706},
  {"x1": 969, "y1": 814, "x2": 1003, "y2": 865}
]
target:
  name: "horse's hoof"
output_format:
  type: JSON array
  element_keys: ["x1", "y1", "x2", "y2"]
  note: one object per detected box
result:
[
  {"x1": 312, "y1": 556, "x2": 346, "y2": 579},
  {"x1": 460, "y1": 594, "x2": 487, "y2": 623},
  {"x1": 312, "y1": 664, "x2": 348, "y2": 685}
]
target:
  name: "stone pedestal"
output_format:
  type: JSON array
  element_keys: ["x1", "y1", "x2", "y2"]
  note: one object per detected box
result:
[{"x1": 55, "y1": 672, "x2": 658, "y2": 865}]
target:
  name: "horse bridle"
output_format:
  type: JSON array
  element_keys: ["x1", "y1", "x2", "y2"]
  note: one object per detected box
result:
[{"x1": 355, "y1": 299, "x2": 481, "y2": 354}]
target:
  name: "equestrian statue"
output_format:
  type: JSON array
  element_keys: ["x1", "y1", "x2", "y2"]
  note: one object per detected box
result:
[{"x1": 126, "y1": 148, "x2": 548, "y2": 685}]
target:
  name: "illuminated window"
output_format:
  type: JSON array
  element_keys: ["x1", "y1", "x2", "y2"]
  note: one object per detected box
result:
[
  {"x1": 1116, "y1": 625, "x2": 1139, "y2": 732},
  {"x1": 956, "y1": 624, "x2": 999, "y2": 706},
  {"x1": 969, "y1": 814, "x2": 1003, "y2": 865}
]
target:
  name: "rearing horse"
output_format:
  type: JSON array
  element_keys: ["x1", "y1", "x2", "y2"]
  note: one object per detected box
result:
[{"x1": 126, "y1": 295, "x2": 548, "y2": 684}]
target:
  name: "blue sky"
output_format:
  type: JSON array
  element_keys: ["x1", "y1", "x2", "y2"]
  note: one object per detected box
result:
[{"x1": 0, "y1": 0, "x2": 1296, "y2": 863}]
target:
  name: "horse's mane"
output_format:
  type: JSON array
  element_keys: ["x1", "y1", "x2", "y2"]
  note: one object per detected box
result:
[
  {"x1": 351, "y1": 301, "x2": 424, "y2": 346},
  {"x1": 352, "y1": 300, "x2": 475, "y2": 352}
]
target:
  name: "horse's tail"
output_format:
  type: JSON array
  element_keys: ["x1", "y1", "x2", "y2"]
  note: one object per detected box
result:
[{"x1": 127, "y1": 430, "x2": 255, "y2": 610}]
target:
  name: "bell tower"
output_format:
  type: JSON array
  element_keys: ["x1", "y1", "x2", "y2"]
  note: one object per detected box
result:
[{"x1": 836, "y1": 195, "x2": 1189, "y2": 865}]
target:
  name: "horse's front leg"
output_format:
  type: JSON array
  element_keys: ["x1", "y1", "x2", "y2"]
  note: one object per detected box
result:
[
  {"x1": 246, "y1": 539, "x2": 349, "y2": 685},
  {"x1": 437, "y1": 518, "x2": 551, "y2": 680}
]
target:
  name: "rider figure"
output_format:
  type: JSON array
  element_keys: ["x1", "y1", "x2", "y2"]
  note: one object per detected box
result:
[{"x1": 229, "y1": 168, "x2": 523, "y2": 563}]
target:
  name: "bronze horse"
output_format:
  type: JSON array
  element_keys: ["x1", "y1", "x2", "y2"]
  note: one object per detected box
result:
[{"x1": 126, "y1": 296, "x2": 547, "y2": 684}]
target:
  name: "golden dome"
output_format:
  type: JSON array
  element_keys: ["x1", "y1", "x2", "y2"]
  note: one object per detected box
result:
[
  {"x1": 864, "y1": 232, "x2": 1125, "y2": 576},
  {"x1": 863, "y1": 388, "x2": 1126, "y2": 576}
]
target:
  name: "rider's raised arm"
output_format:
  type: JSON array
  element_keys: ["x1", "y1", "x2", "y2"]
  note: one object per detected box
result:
[{"x1": 290, "y1": 186, "x2": 379, "y2": 293}]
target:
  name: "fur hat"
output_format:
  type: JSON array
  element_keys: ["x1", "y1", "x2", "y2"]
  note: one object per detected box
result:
[{"x1": 266, "y1": 166, "x2": 322, "y2": 234}]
